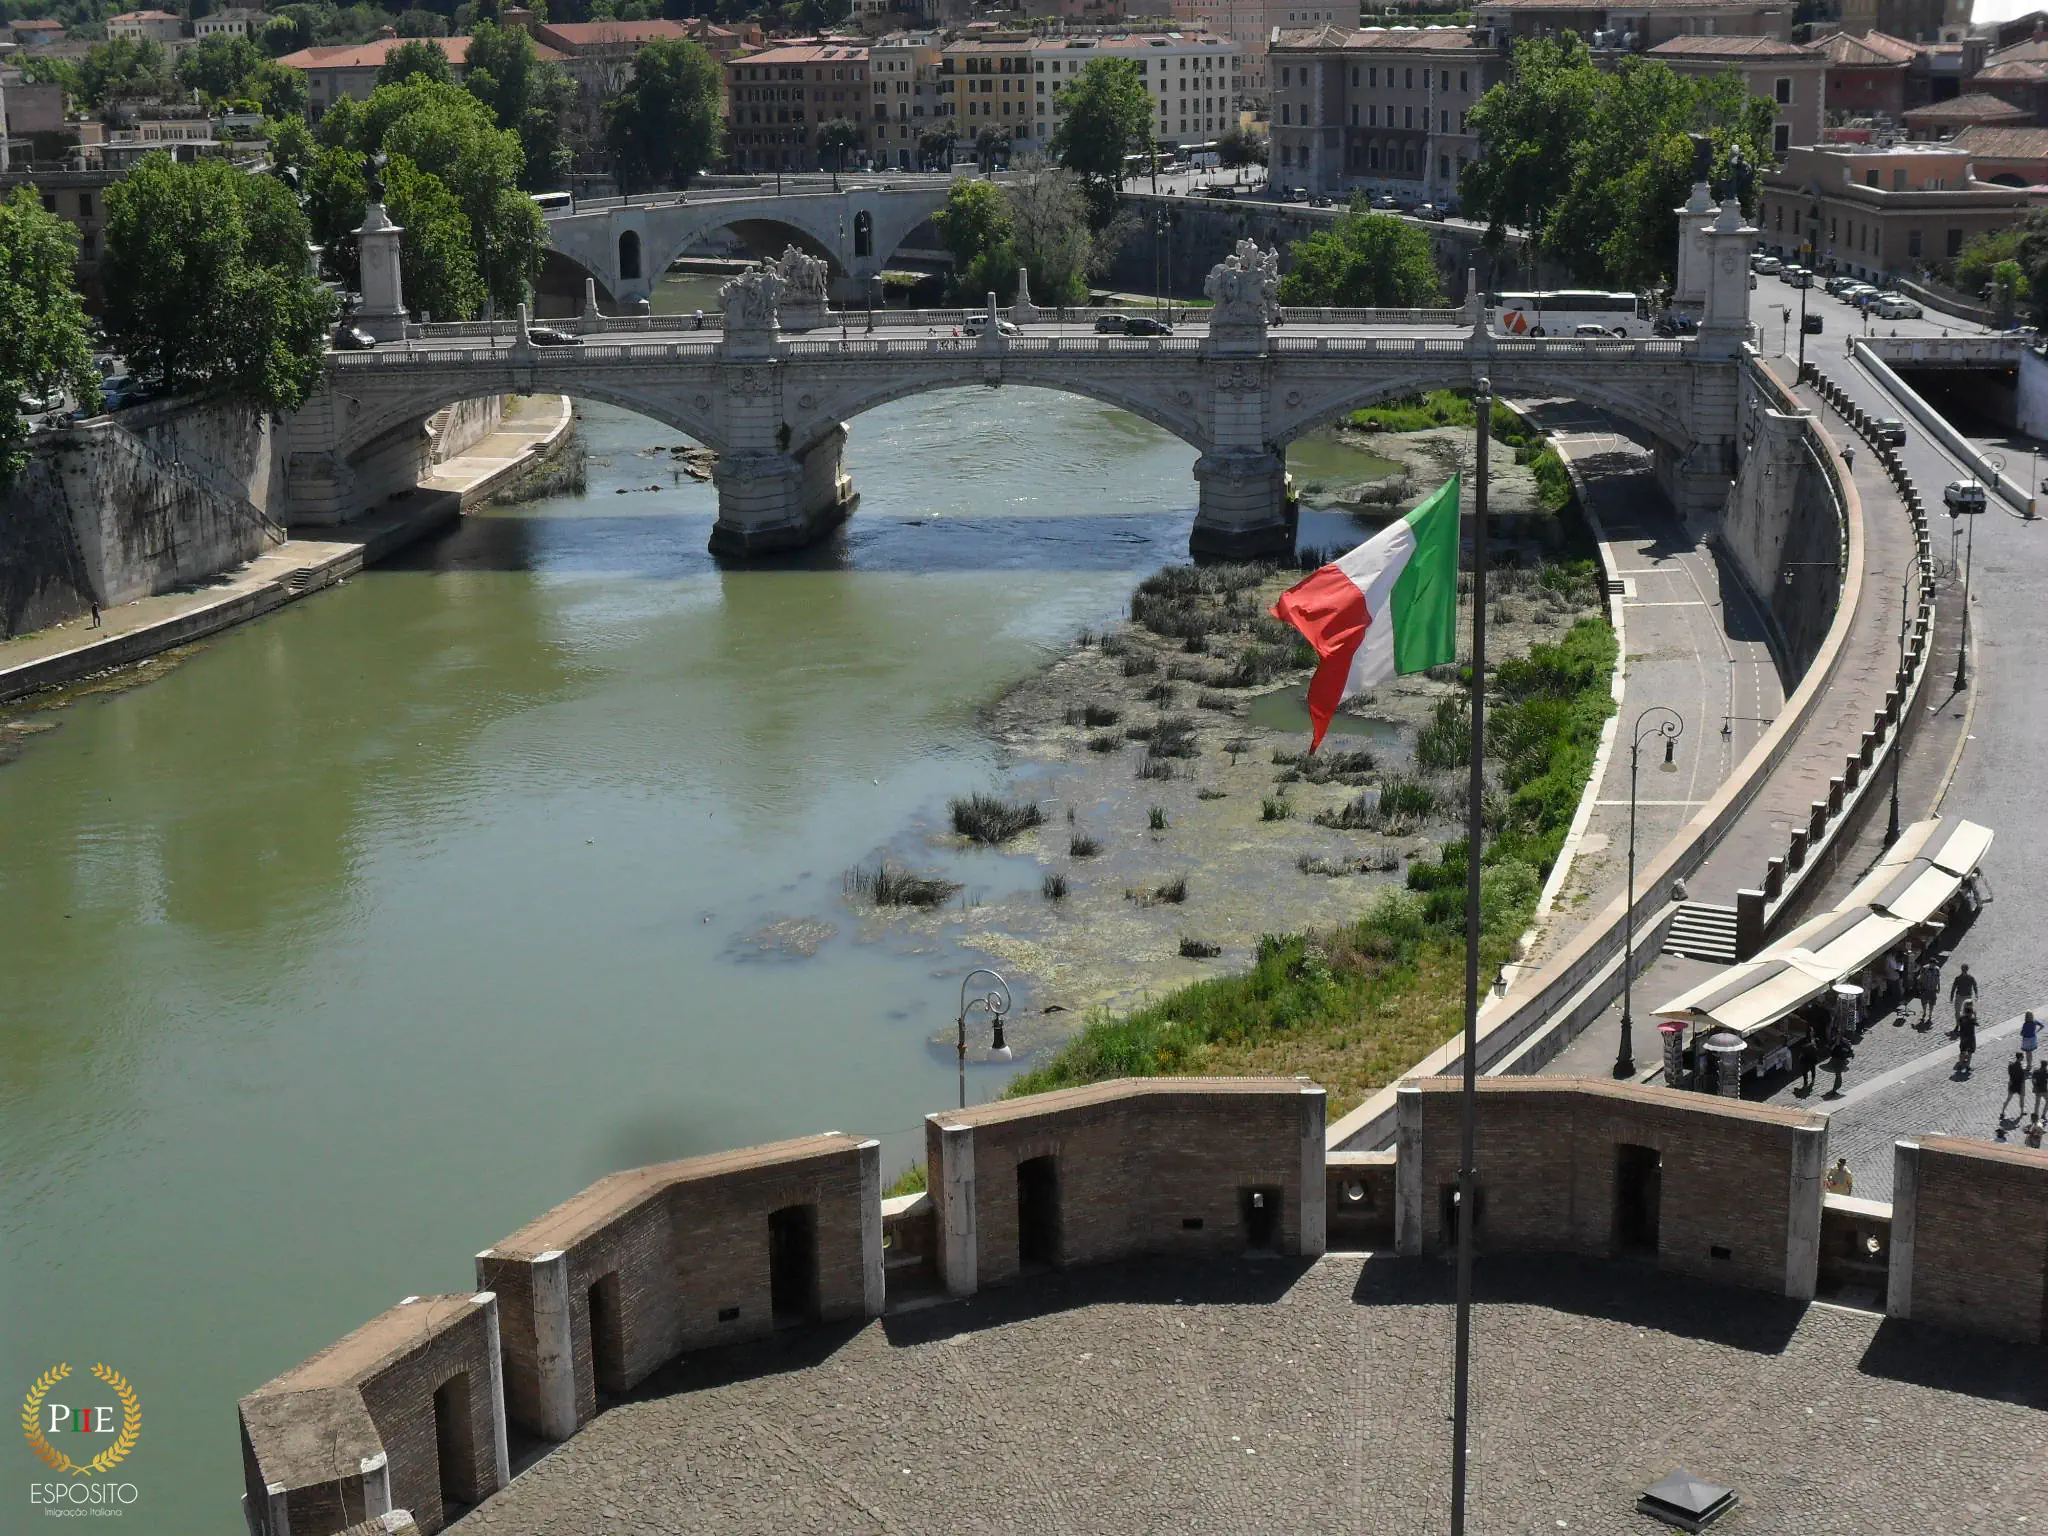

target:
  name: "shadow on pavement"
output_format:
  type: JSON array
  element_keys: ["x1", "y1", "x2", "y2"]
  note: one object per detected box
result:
[
  {"x1": 1350, "y1": 1250, "x2": 1808, "y2": 1355},
  {"x1": 1858, "y1": 1316, "x2": 2048, "y2": 1406}
]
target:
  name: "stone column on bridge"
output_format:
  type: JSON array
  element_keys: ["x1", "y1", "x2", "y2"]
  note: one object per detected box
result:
[
  {"x1": 355, "y1": 202, "x2": 408, "y2": 342},
  {"x1": 1192, "y1": 240, "x2": 1292, "y2": 560},
  {"x1": 1669, "y1": 181, "x2": 1717, "y2": 320},
  {"x1": 1699, "y1": 197, "x2": 1759, "y2": 358},
  {"x1": 708, "y1": 266, "x2": 855, "y2": 556}
]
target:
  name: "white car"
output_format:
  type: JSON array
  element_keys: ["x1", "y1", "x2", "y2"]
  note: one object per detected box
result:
[
  {"x1": 1873, "y1": 297, "x2": 1923, "y2": 319},
  {"x1": 1754, "y1": 256, "x2": 1783, "y2": 275},
  {"x1": 962, "y1": 315, "x2": 1020, "y2": 337}
]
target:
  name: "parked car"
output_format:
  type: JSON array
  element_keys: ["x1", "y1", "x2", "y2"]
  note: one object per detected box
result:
[
  {"x1": 526, "y1": 325, "x2": 583, "y2": 346},
  {"x1": 1754, "y1": 256, "x2": 1783, "y2": 275},
  {"x1": 1873, "y1": 296, "x2": 1923, "y2": 319},
  {"x1": 962, "y1": 315, "x2": 1020, "y2": 337},
  {"x1": 1093, "y1": 313, "x2": 1129, "y2": 333},
  {"x1": 1825, "y1": 275, "x2": 1859, "y2": 297},
  {"x1": 1122, "y1": 315, "x2": 1173, "y2": 336},
  {"x1": 1309, "y1": 194, "x2": 1334, "y2": 207},
  {"x1": 1872, "y1": 417, "x2": 1908, "y2": 446},
  {"x1": 1944, "y1": 478, "x2": 1988, "y2": 514},
  {"x1": 1410, "y1": 202, "x2": 1447, "y2": 222},
  {"x1": 1803, "y1": 312, "x2": 1824, "y2": 334},
  {"x1": 1371, "y1": 194, "x2": 1401, "y2": 211},
  {"x1": 1286, "y1": 186, "x2": 1311, "y2": 203},
  {"x1": 332, "y1": 325, "x2": 377, "y2": 351},
  {"x1": 1200, "y1": 184, "x2": 1236, "y2": 200},
  {"x1": 1785, "y1": 268, "x2": 1813, "y2": 288}
]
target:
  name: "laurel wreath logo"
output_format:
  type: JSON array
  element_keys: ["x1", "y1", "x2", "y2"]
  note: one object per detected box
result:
[{"x1": 20, "y1": 1363, "x2": 140, "y2": 1477}]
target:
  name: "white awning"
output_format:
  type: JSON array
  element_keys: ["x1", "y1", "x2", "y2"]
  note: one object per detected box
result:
[
  {"x1": 1765, "y1": 904, "x2": 1913, "y2": 977},
  {"x1": 1921, "y1": 818, "x2": 1993, "y2": 878},
  {"x1": 1845, "y1": 856, "x2": 1962, "y2": 925},
  {"x1": 1654, "y1": 951, "x2": 1839, "y2": 1037}
]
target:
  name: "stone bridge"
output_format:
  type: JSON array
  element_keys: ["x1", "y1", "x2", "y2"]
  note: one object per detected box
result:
[
  {"x1": 543, "y1": 179, "x2": 957, "y2": 309},
  {"x1": 291, "y1": 197, "x2": 1763, "y2": 558}
]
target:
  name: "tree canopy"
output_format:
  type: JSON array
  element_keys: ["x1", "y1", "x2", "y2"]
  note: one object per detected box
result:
[
  {"x1": 74, "y1": 38, "x2": 175, "y2": 110},
  {"x1": 462, "y1": 20, "x2": 575, "y2": 191},
  {"x1": 377, "y1": 37, "x2": 454, "y2": 87},
  {"x1": 0, "y1": 188, "x2": 99, "y2": 485},
  {"x1": 1461, "y1": 36, "x2": 1775, "y2": 289},
  {"x1": 177, "y1": 34, "x2": 265, "y2": 100},
  {"x1": 1277, "y1": 204, "x2": 1444, "y2": 308},
  {"x1": 102, "y1": 154, "x2": 335, "y2": 412},
  {"x1": 932, "y1": 164, "x2": 1108, "y2": 306},
  {"x1": 603, "y1": 37, "x2": 723, "y2": 193},
  {"x1": 1050, "y1": 58, "x2": 1152, "y2": 221}
]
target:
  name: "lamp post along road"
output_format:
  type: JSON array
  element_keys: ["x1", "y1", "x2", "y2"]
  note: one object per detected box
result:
[
  {"x1": 1615, "y1": 706, "x2": 1684, "y2": 1080},
  {"x1": 955, "y1": 968, "x2": 1013, "y2": 1110}
]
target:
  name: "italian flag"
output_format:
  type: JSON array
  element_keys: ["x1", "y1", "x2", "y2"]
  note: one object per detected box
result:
[{"x1": 1271, "y1": 475, "x2": 1461, "y2": 750}]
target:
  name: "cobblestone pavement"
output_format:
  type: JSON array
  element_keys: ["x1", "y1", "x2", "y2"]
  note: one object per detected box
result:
[{"x1": 457, "y1": 1254, "x2": 2048, "y2": 1536}]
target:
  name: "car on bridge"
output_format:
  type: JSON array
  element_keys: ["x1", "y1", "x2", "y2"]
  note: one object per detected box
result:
[
  {"x1": 1123, "y1": 316, "x2": 1173, "y2": 336},
  {"x1": 1371, "y1": 194, "x2": 1402, "y2": 212},
  {"x1": 1200, "y1": 185, "x2": 1236, "y2": 200},
  {"x1": 527, "y1": 326, "x2": 583, "y2": 347},
  {"x1": 1872, "y1": 417, "x2": 1908, "y2": 446},
  {"x1": 962, "y1": 315, "x2": 1020, "y2": 338},
  {"x1": 1873, "y1": 296, "x2": 1924, "y2": 320},
  {"x1": 332, "y1": 325, "x2": 377, "y2": 351},
  {"x1": 1411, "y1": 203, "x2": 1447, "y2": 222}
]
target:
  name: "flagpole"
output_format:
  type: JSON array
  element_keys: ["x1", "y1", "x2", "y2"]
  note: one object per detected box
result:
[{"x1": 1449, "y1": 378, "x2": 1490, "y2": 1536}]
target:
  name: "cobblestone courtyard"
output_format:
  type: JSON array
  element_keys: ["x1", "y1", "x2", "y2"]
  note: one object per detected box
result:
[{"x1": 456, "y1": 1254, "x2": 2048, "y2": 1535}]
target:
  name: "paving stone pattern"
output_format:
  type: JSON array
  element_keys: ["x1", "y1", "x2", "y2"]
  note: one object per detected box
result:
[{"x1": 456, "y1": 1254, "x2": 2048, "y2": 1535}]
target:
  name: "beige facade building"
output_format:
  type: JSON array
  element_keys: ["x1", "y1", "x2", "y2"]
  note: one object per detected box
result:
[
  {"x1": 724, "y1": 41, "x2": 871, "y2": 173},
  {"x1": 1168, "y1": 0, "x2": 1350, "y2": 104},
  {"x1": 1024, "y1": 32, "x2": 1244, "y2": 152},
  {"x1": 1644, "y1": 35, "x2": 1825, "y2": 154},
  {"x1": 1759, "y1": 140, "x2": 2040, "y2": 280},
  {"x1": 1469, "y1": 0, "x2": 1796, "y2": 49},
  {"x1": 869, "y1": 33, "x2": 945, "y2": 166},
  {"x1": 192, "y1": 8, "x2": 265, "y2": 40},
  {"x1": 105, "y1": 9, "x2": 182, "y2": 44},
  {"x1": 278, "y1": 34, "x2": 568, "y2": 120},
  {"x1": 1268, "y1": 25, "x2": 1499, "y2": 202}
]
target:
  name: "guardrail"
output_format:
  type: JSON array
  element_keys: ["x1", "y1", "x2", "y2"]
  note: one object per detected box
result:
[{"x1": 1849, "y1": 338, "x2": 2033, "y2": 514}]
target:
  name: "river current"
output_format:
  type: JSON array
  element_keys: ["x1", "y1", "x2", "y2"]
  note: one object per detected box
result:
[{"x1": 0, "y1": 277, "x2": 1397, "y2": 1528}]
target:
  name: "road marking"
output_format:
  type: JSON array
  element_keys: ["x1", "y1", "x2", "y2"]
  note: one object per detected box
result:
[
  {"x1": 1625, "y1": 599, "x2": 1716, "y2": 607},
  {"x1": 1594, "y1": 798, "x2": 1712, "y2": 807}
]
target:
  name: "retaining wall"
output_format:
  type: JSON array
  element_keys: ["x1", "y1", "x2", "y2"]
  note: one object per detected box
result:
[{"x1": 1892, "y1": 1134, "x2": 2048, "y2": 1343}]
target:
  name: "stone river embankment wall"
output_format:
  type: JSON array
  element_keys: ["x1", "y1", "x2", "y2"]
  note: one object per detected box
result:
[{"x1": 0, "y1": 397, "x2": 287, "y2": 638}]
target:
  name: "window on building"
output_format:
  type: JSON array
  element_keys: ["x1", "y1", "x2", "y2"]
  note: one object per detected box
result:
[
  {"x1": 1369, "y1": 67, "x2": 1377, "y2": 86},
  {"x1": 1351, "y1": 104, "x2": 1358, "y2": 124},
  {"x1": 1865, "y1": 170, "x2": 1879, "y2": 187},
  {"x1": 1405, "y1": 68, "x2": 1413, "y2": 88},
  {"x1": 1440, "y1": 70, "x2": 1448, "y2": 89},
  {"x1": 1441, "y1": 109, "x2": 1448, "y2": 130},
  {"x1": 1439, "y1": 153, "x2": 1449, "y2": 178},
  {"x1": 1908, "y1": 229, "x2": 1922, "y2": 258},
  {"x1": 1459, "y1": 70, "x2": 1467, "y2": 92},
  {"x1": 1369, "y1": 105, "x2": 1377, "y2": 125},
  {"x1": 1405, "y1": 105, "x2": 1413, "y2": 128},
  {"x1": 1774, "y1": 76, "x2": 1790, "y2": 104},
  {"x1": 1281, "y1": 66, "x2": 1290, "y2": 86},
  {"x1": 1946, "y1": 228, "x2": 1963, "y2": 258},
  {"x1": 1892, "y1": 169, "x2": 1906, "y2": 190},
  {"x1": 1774, "y1": 123, "x2": 1789, "y2": 154}
]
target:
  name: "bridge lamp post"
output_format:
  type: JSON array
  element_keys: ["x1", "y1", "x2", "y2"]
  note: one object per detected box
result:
[
  {"x1": 1615, "y1": 707, "x2": 1684, "y2": 1081},
  {"x1": 955, "y1": 968, "x2": 1013, "y2": 1110}
]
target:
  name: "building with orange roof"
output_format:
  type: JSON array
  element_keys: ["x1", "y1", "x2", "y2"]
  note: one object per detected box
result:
[
  {"x1": 276, "y1": 32, "x2": 569, "y2": 120},
  {"x1": 1815, "y1": 28, "x2": 1916, "y2": 119},
  {"x1": 105, "y1": 8, "x2": 181, "y2": 43},
  {"x1": 1645, "y1": 33, "x2": 1825, "y2": 153}
]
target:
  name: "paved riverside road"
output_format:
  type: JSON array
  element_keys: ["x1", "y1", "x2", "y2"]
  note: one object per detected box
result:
[{"x1": 1503, "y1": 403, "x2": 1782, "y2": 978}]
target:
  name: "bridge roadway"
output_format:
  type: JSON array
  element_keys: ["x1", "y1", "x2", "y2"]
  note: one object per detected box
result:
[{"x1": 300, "y1": 311, "x2": 1738, "y2": 559}]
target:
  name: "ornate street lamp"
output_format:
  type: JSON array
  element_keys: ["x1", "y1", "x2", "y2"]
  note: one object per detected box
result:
[
  {"x1": 955, "y1": 968, "x2": 1013, "y2": 1109},
  {"x1": 1616, "y1": 707, "x2": 1683, "y2": 1080}
]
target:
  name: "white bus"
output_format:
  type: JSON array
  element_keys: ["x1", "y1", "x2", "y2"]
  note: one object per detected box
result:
[{"x1": 1490, "y1": 290, "x2": 1652, "y2": 338}]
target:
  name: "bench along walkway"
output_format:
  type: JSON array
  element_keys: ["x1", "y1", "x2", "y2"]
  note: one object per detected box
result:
[{"x1": 0, "y1": 396, "x2": 571, "y2": 705}]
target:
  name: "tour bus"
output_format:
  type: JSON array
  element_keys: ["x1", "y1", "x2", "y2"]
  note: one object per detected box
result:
[
  {"x1": 531, "y1": 190, "x2": 574, "y2": 214},
  {"x1": 1490, "y1": 290, "x2": 1653, "y2": 338}
]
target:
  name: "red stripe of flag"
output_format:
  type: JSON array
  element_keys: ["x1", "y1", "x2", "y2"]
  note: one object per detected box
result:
[{"x1": 1270, "y1": 562, "x2": 1371, "y2": 752}]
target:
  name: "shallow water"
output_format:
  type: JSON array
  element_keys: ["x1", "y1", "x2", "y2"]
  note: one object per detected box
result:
[{"x1": 0, "y1": 300, "x2": 1410, "y2": 1529}]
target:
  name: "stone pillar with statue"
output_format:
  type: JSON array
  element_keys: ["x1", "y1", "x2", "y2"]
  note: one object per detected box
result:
[
  {"x1": 1191, "y1": 239, "x2": 1293, "y2": 560},
  {"x1": 708, "y1": 264, "x2": 856, "y2": 557}
]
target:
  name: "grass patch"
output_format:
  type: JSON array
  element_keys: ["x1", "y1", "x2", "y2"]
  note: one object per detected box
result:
[
  {"x1": 1179, "y1": 936, "x2": 1222, "y2": 958},
  {"x1": 1197, "y1": 691, "x2": 1236, "y2": 712},
  {"x1": 1136, "y1": 756, "x2": 1181, "y2": 780},
  {"x1": 1043, "y1": 872, "x2": 1070, "y2": 902},
  {"x1": 949, "y1": 793, "x2": 1045, "y2": 844},
  {"x1": 1314, "y1": 776, "x2": 1443, "y2": 835},
  {"x1": 843, "y1": 863, "x2": 963, "y2": 909},
  {"x1": 1289, "y1": 747, "x2": 1378, "y2": 785},
  {"x1": 1196, "y1": 787, "x2": 1228, "y2": 800},
  {"x1": 1066, "y1": 702, "x2": 1121, "y2": 728},
  {"x1": 1122, "y1": 652, "x2": 1159, "y2": 677},
  {"x1": 1147, "y1": 715, "x2": 1199, "y2": 759},
  {"x1": 1086, "y1": 734, "x2": 1121, "y2": 753},
  {"x1": 1142, "y1": 681, "x2": 1177, "y2": 705},
  {"x1": 1414, "y1": 696, "x2": 1470, "y2": 773},
  {"x1": 885, "y1": 1162, "x2": 928, "y2": 1198},
  {"x1": 1069, "y1": 833, "x2": 1102, "y2": 857},
  {"x1": 1297, "y1": 853, "x2": 1351, "y2": 876},
  {"x1": 1148, "y1": 805, "x2": 1168, "y2": 831},
  {"x1": 1261, "y1": 794, "x2": 1293, "y2": 822}
]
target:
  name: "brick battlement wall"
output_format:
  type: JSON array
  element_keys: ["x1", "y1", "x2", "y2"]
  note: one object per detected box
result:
[{"x1": 237, "y1": 1077, "x2": 2048, "y2": 1536}]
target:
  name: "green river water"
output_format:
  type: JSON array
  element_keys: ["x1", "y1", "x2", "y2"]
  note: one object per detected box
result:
[{"x1": 0, "y1": 275, "x2": 1399, "y2": 1529}]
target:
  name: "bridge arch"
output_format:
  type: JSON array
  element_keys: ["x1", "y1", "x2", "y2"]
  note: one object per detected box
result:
[{"x1": 335, "y1": 377, "x2": 730, "y2": 469}]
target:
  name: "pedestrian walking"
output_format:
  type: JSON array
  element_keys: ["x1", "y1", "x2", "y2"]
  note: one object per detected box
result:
[
  {"x1": 1825, "y1": 1037, "x2": 1853, "y2": 1098},
  {"x1": 1882, "y1": 951, "x2": 1904, "y2": 1016},
  {"x1": 1957, "y1": 1001, "x2": 1977, "y2": 1071},
  {"x1": 88, "y1": 599, "x2": 101, "y2": 629},
  {"x1": 1917, "y1": 955, "x2": 1942, "y2": 1028},
  {"x1": 1824, "y1": 1157, "x2": 1854, "y2": 1196},
  {"x1": 2024, "y1": 1012, "x2": 2042, "y2": 1069},
  {"x1": 2033, "y1": 1058, "x2": 2048, "y2": 1117},
  {"x1": 1844, "y1": 444, "x2": 1857, "y2": 472},
  {"x1": 1949, "y1": 963, "x2": 1979, "y2": 1030},
  {"x1": 2028, "y1": 1117, "x2": 2046, "y2": 1151},
  {"x1": 2005, "y1": 1053, "x2": 2030, "y2": 1119},
  {"x1": 1795, "y1": 1033, "x2": 1819, "y2": 1096}
]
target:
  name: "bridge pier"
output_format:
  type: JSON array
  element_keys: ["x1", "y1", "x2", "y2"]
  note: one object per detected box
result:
[
  {"x1": 1191, "y1": 450, "x2": 1294, "y2": 560},
  {"x1": 709, "y1": 425, "x2": 855, "y2": 557}
]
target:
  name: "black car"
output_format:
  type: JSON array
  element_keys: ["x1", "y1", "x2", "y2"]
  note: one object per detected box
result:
[
  {"x1": 526, "y1": 325, "x2": 583, "y2": 347},
  {"x1": 1093, "y1": 313, "x2": 1129, "y2": 333},
  {"x1": 1873, "y1": 417, "x2": 1907, "y2": 446},
  {"x1": 1371, "y1": 194, "x2": 1401, "y2": 211},
  {"x1": 1200, "y1": 185, "x2": 1236, "y2": 200},
  {"x1": 1122, "y1": 315, "x2": 1173, "y2": 336},
  {"x1": 1802, "y1": 312, "x2": 1823, "y2": 334},
  {"x1": 332, "y1": 325, "x2": 377, "y2": 351}
]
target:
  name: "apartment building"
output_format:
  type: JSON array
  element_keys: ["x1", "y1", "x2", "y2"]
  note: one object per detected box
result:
[
  {"x1": 530, "y1": 18, "x2": 760, "y2": 172},
  {"x1": 1023, "y1": 32, "x2": 1243, "y2": 152},
  {"x1": 1644, "y1": 35, "x2": 1824, "y2": 152},
  {"x1": 105, "y1": 9, "x2": 182, "y2": 44},
  {"x1": 192, "y1": 9, "x2": 266, "y2": 40},
  {"x1": 1267, "y1": 25, "x2": 1499, "y2": 201},
  {"x1": 1469, "y1": 0, "x2": 1795, "y2": 49},
  {"x1": 278, "y1": 34, "x2": 570, "y2": 119},
  {"x1": 939, "y1": 34, "x2": 1035, "y2": 145},
  {"x1": 725, "y1": 41, "x2": 871, "y2": 172},
  {"x1": 7, "y1": 18, "x2": 66, "y2": 48},
  {"x1": 1168, "y1": 0, "x2": 1350, "y2": 105},
  {"x1": 1758, "y1": 139, "x2": 2041, "y2": 278},
  {"x1": 870, "y1": 32, "x2": 944, "y2": 166}
]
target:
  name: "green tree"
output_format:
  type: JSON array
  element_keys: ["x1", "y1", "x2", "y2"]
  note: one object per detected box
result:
[
  {"x1": 247, "y1": 58, "x2": 311, "y2": 120},
  {"x1": 974, "y1": 124, "x2": 1011, "y2": 172},
  {"x1": 383, "y1": 153, "x2": 487, "y2": 321},
  {"x1": 933, "y1": 176, "x2": 1015, "y2": 302},
  {"x1": 1460, "y1": 35, "x2": 1598, "y2": 262},
  {"x1": 1004, "y1": 160, "x2": 1095, "y2": 307},
  {"x1": 102, "y1": 153, "x2": 335, "y2": 411},
  {"x1": 815, "y1": 116, "x2": 861, "y2": 189},
  {"x1": 463, "y1": 20, "x2": 575, "y2": 190},
  {"x1": 19, "y1": 54, "x2": 79, "y2": 96},
  {"x1": 603, "y1": 37, "x2": 723, "y2": 194},
  {"x1": 1955, "y1": 224, "x2": 2025, "y2": 295},
  {"x1": 177, "y1": 34, "x2": 264, "y2": 100},
  {"x1": 356, "y1": 78, "x2": 543, "y2": 316},
  {"x1": 267, "y1": 113, "x2": 317, "y2": 180},
  {"x1": 75, "y1": 39, "x2": 175, "y2": 109},
  {"x1": 395, "y1": 8, "x2": 451, "y2": 35},
  {"x1": 1278, "y1": 205, "x2": 1444, "y2": 308},
  {"x1": 1992, "y1": 259, "x2": 2029, "y2": 324},
  {"x1": 377, "y1": 37, "x2": 454, "y2": 87},
  {"x1": 917, "y1": 126, "x2": 957, "y2": 171},
  {"x1": 1049, "y1": 58, "x2": 1151, "y2": 221},
  {"x1": 0, "y1": 188, "x2": 99, "y2": 484},
  {"x1": 305, "y1": 142, "x2": 370, "y2": 289},
  {"x1": 1216, "y1": 124, "x2": 1267, "y2": 170}
]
